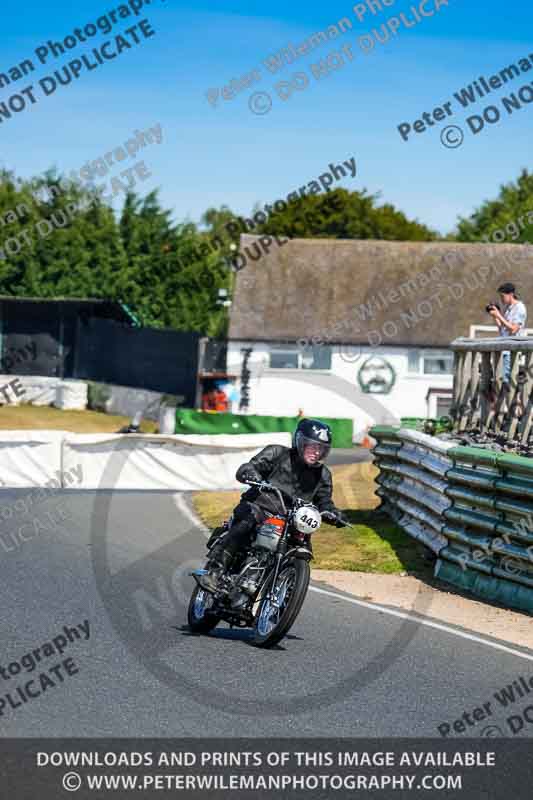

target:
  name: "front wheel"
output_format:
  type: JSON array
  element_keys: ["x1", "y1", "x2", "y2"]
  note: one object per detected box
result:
[
  {"x1": 187, "y1": 585, "x2": 221, "y2": 633},
  {"x1": 252, "y1": 558, "x2": 310, "y2": 648}
]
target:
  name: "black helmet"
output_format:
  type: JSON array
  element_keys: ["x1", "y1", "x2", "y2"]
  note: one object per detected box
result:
[{"x1": 293, "y1": 418, "x2": 332, "y2": 465}]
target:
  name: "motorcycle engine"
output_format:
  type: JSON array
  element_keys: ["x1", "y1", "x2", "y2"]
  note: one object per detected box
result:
[
  {"x1": 228, "y1": 553, "x2": 266, "y2": 608},
  {"x1": 228, "y1": 588, "x2": 249, "y2": 609}
]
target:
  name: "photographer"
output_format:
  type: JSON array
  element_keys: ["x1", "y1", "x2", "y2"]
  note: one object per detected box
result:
[{"x1": 487, "y1": 282, "x2": 527, "y2": 383}]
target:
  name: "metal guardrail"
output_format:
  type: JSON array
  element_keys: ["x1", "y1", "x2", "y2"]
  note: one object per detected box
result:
[{"x1": 371, "y1": 425, "x2": 533, "y2": 614}]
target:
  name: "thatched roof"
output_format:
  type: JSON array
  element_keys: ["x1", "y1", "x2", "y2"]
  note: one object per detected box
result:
[{"x1": 229, "y1": 236, "x2": 533, "y2": 347}]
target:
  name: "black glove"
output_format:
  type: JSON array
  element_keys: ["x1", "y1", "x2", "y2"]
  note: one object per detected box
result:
[
  {"x1": 334, "y1": 515, "x2": 349, "y2": 528},
  {"x1": 321, "y1": 509, "x2": 349, "y2": 528},
  {"x1": 240, "y1": 468, "x2": 261, "y2": 484}
]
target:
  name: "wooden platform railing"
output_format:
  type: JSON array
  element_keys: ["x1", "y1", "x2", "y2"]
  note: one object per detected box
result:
[{"x1": 451, "y1": 337, "x2": 533, "y2": 443}]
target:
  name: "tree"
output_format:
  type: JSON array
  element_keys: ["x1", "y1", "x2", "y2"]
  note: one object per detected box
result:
[
  {"x1": 456, "y1": 169, "x2": 533, "y2": 243},
  {"x1": 0, "y1": 171, "x2": 440, "y2": 336},
  {"x1": 201, "y1": 205, "x2": 236, "y2": 242},
  {"x1": 118, "y1": 191, "x2": 231, "y2": 335},
  {"x1": 256, "y1": 188, "x2": 438, "y2": 241},
  {"x1": 0, "y1": 173, "x2": 232, "y2": 335},
  {"x1": 0, "y1": 169, "x2": 126, "y2": 299}
]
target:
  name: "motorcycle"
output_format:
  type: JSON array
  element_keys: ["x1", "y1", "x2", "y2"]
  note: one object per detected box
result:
[{"x1": 188, "y1": 480, "x2": 350, "y2": 648}]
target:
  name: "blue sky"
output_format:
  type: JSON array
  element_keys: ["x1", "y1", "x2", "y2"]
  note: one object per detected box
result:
[{"x1": 0, "y1": 0, "x2": 531, "y2": 234}]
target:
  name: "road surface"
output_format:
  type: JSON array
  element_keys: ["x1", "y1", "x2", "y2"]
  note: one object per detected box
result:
[
  {"x1": 327, "y1": 447, "x2": 372, "y2": 465},
  {"x1": 0, "y1": 488, "x2": 532, "y2": 739}
]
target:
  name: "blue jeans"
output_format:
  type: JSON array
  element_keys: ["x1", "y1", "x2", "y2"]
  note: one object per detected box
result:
[{"x1": 502, "y1": 351, "x2": 511, "y2": 384}]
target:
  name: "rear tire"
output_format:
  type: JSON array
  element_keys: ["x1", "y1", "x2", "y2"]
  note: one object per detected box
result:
[
  {"x1": 252, "y1": 558, "x2": 310, "y2": 648},
  {"x1": 187, "y1": 585, "x2": 221, "y2": 633}
]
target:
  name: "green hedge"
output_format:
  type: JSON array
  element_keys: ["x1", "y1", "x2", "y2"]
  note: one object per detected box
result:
[
  {"x1": 400, "y1": 416, "x2": 452, "y2": 434},
  {"x1": 175, "y1": 409, "x2": 353, "y2": 448}
]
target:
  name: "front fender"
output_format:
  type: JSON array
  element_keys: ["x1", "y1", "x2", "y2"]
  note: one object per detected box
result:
[{"x1": 284, "y1": 547, "x2": 313, "y2": 561}]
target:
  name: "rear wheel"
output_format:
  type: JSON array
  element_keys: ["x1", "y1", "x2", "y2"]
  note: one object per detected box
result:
[
  {"x1": 187, "y1": 585, "x2": 221, "y2": 633},
  {"x1": 252, "y1": 558, "x2": 310, "y2": 648}
]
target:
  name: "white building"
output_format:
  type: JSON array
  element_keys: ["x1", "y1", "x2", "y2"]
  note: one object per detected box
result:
[{"x1": 226, "y1": 236, "x2": 533, "y2": 440}]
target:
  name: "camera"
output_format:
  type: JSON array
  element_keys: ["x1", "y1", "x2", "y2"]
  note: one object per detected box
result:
[{"x1": 485, "y1": 302, "x2": 500, "y2": 313}]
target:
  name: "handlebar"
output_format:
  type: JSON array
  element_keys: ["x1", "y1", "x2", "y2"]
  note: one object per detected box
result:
[
  {"x1": 244, "y1": 480, "x2": 352, "y2": 527},
  {"x1": 321, "y1": 510, "x2": 352, "y2": 528},
  {"x1": 245, "y1": 480, "x2": 288, "y2": 515}
]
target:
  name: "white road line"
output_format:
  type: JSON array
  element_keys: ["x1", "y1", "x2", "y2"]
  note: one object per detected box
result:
[
  {"x1": 173, "y1": 494, "x2": 210, "y2": 537},
  {"x1": 310, "y1": 584, "x2": 533, "y2": 662}
]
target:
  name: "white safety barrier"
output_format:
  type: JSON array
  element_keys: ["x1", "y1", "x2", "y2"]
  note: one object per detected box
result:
[
  {"x1": 0, "y1": 376, "x2": 88, "y2": 410},
  {"x1": 62, "y1": 432, "x2": 291, "y2": 490},
  {"x1": 0, "y1": 375, "x2": 59, "y2": 406},
  {"x1": 54, "y1": 380, "x2": 88, "y2": 411},
  {"x1": 158, "y1": 404, "x2": 177, "y2": 435},
  {"x1": 0, "y1": 430, "x2": 65, "y2": 487},
  {"x1": 0, "y1": 430, "x2": 292, "y2": 490}
]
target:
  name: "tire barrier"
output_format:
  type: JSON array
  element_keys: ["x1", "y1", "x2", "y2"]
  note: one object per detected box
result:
[{"x1": 371, "y1": 425, "x2": 533, "y2": 614}]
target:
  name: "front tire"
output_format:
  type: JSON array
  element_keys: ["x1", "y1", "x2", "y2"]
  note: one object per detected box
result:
[
  {"x1": 252, "y1": 558, "x2": 310, "y2": 648},
  {"x1": 187, "y1": 585, "x2": 221, "y2": 633}
]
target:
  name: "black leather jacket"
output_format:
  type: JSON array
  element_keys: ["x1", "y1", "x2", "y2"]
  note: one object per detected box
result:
[{"x1": 236, "y1": 445, "x2": 338, "y2": 516}]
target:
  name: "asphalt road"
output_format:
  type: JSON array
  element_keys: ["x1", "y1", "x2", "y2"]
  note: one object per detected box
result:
[
  {"x1": 1, "y1": 487, "x2": 533, "y2": 738},
  {"x1": 327, "y1": 447, "x2": 373, "y2": 465}
]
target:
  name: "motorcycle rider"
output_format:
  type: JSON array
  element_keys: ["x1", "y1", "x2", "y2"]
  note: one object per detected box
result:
[{"x1": 197, "y1": 418, "x2": 348, "y2": 593}]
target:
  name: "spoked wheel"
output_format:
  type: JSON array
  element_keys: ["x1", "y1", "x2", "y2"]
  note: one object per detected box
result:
[
  {"x1": 252, "y1": 559, "x2": 310, "y2": 648},
  {"x1": 187, "y1": 585, "x2": 221, "y2": 633}
]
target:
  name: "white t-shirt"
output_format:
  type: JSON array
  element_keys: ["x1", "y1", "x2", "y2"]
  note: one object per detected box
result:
[{"x1": 500, "y1": 300, "x2": 527, "y2": 337}]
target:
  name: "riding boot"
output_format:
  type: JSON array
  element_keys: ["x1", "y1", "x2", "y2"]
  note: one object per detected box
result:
[{"x1": 197, "y1": 546, "x2": 233, "y2": 593}]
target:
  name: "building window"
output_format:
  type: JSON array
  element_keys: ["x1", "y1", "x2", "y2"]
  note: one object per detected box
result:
[
  {"x1": 436, "y1": 395, "x2": 452, "y2": 417},
  {"x1": 301, "y1": 345, "x2": 331, "y2": 370},
  {"x1": 269, "y1": 347, "x2": 299, "y2": 369},
  {"x1": 408, "y1": 349, "x2": 453, "y2": 375},
  {"x1": 268, "y1": 344, "x2": 331, "y2": 370},
  {"x1": 408, "y1": 350, "x2": 420, "y2": 373},
  {"x1": 426, "y1": 388, "x2": 453, "y2": 418},
  {"x1": 422, "y1": 353, "x2": 454, "y2": 374}
]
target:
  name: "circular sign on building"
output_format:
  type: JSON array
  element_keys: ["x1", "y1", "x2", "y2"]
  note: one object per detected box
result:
[{"x1": 357, "y1": 356, "x2": 396, "y2": 394}]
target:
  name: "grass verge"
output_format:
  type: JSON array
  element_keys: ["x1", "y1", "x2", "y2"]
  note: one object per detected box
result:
[
  {"x1": 193, "y1": 462, "x2": 432, "y2": 577},
  {"x1": 0, "y1": 404, "x2": 157, "y2": 433}
]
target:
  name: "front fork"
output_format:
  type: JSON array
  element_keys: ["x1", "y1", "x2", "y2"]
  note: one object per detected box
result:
[
  {"x1": 266, "y1": 553, "x2": 283, "y2": 603},
  {"x1": 263, "y1": 536, "x2": 291, "y2": 605}
]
